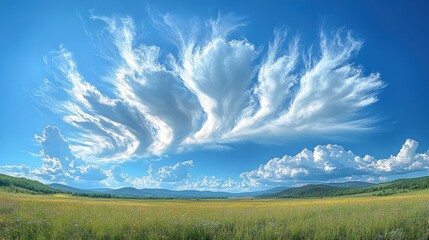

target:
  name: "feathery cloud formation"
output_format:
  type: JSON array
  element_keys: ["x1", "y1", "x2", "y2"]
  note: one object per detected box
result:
[{"x1": 38, "y1": 15, "x2": 383, "y2": 163}]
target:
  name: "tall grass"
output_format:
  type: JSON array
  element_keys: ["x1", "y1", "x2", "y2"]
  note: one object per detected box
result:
[{"x1": 1, "y1": 191, "x2": 429, "y2": 239}]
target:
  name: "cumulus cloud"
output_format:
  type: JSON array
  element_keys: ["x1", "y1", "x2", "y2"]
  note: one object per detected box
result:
[
  {"x1": 33, "y1": 126, "x2": 109, "y2": 183},
  {"x1": 155, "y1": 160, "x2": 194, "y2": 183},
  {"x1": 241, "y1": 139, "x2": 429, "y2": 187},
  {"x1": 360, "y1": 139, "x2": 429, "y2": 173},
  {"x1": 123, "y1": 160, "x2": 194, "y2": 188},
  {"x1": 0, "y1": 126, "x2": 111, "y2": 187},
  {"x1": 37, "y1": 14, "x2": 384, "y2": 163},
  {"x1": 0, "y1": 125, "x2": 196, "y2": 189},
  {"x1": 2, "y1": 126, "x2": 427, "y2": 191},
  {"x1": 179, "y1": 176, "x2": 242, "y2": 192}
]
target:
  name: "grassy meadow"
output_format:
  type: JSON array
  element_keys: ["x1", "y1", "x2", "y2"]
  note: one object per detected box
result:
[{"x1": 1, "y1": 190, "x2": 429, "y2": 239}]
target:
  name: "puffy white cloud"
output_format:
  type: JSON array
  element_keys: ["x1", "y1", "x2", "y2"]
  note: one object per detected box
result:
[
  {"x1": 0, "y1": 125, "x2": 194, "y2": 189},
  {"x1": 35, "y1": 125, "x2": 75, "y2": 161},
  {"x1": 179, "y1": 176, "x2": 243, "y2": 192},
  {"x1": 37, "y1": 15, "x2": 384, "y2": 163},
  {"x1": 359, "y1": 139, "x2": 429, "y2": 173},
  {"x1": 155, "y1": 160, "x2": 194, "y2": 183},
  {"x1": 241, "y1": 139, "x2": 429, "y2": 187},
  {"x1": 1, "y1": 126, "x2": 111, "y2": 187},
  {"x1": 124, "y1": 175, "x2": 160, "y2": 189},
  {"x1": 3, "y1": 130, "x2": 428, "y2": 191},
  {"x1": 74, "y1": 165, "x2": 108, "y2": 181},
  {"x1": 122, "y1": 160, "x2": 194, "y2": 188}
]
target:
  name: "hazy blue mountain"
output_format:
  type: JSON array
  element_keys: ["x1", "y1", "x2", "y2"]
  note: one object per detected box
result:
[
  {"x1": 91, "y1": 188, "x2": 113, "y2": 192},
  {"x1": 47, "y1": 182, "x2": 370, "y2": 199},
  {"x1": 49, "y1": 183, "x2": 95, "y2": 193},
  {"x1": 103, "y1": 187, "x2": 235, "y2": 198},
  {"x1": 41, "y1": 177, "x2": 429, "y2": 199},
  {"x1": 102, "y1": 186, "x2": 292, "y2": 198},
  {"x1": 47, "y1": 184, "x2": 288, "y2": 198}
]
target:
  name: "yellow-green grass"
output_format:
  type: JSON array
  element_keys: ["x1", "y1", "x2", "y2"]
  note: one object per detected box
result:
[{"x1": 1, "y1": 190, "x2": 429, "y2": 239}]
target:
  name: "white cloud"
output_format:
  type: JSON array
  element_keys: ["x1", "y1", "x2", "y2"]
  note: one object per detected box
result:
[
  {"x1": 109, "y1": 165, "x2": 126, "y2": 182},
  {"x1": 37, "y1": 15, "x2": 384, "y2": 163},
  {"x1": 230, "y1": 30, "x2": 298, "y2": 134},
  {"x1": 40, "y1": 47, "x2": 152, "y2": 163},
  {"x1": 0, "y1": 165, "x2": 31, "y2": 177},
  {"x1": 241, "y1": 139, "x2": 429, "y2": 187},
  {"x1": 3, "y1": 128, "x2": 427, "y2": 191},
  {"x1": 0, "y1": 125, "x2": 195, "y2": 189},
  {"x1": 1, "y1": 126, "x2": 111, "y2": 187},
  {"x1": 124, "y1": 175, "x2": 160, "y2": 189},
  {"x1": 155, "y1": 160, "x2": 194, "y2": 183},
  {"x1": 274, "y1": 31, "x2": 383, "y2": 132},
  {"x1": 360, "y1": 139, "x2": 429, "y2": 173},
  {"x1": 179, "y1": 176, "x2": 243, "y2": 192},
  {"x1": 175, "y1": 37, "x2": 258, "y2": 143},
  {"x1": 122, "y1": 160, "x2": 194, "y2": 188}
]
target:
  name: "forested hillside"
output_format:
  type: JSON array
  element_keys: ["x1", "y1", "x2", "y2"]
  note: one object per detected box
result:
[
  {"x1": 0, "y1": 173, "x2": 59, "y2": 194},
  {"x1": 266, "y1": 176, "x2": 429, "y2": 198}
]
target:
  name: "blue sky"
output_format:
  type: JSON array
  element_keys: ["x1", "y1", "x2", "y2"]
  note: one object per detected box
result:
[{"x1": 1, "y1": 0, "x2": 428, "y2": 191}]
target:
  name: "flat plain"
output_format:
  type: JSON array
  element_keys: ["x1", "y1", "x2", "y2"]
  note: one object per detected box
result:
[{"x1": 1, "y1": 190, "x2": 429, "y2": 239}]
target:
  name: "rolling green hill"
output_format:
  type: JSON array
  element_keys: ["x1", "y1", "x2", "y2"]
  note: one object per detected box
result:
[
  {"x1": 323, "y1": 181, "x2": 373, "y2": 188},
  {"x1": 263, "y1": 184, "x2": 342, "y2": 198},
  {"x1": 0, "y1": 173, "x2": 59, "y2": 194},
  {"x1": 266, "y1": 176, "x2": 429, "y2": 198}
]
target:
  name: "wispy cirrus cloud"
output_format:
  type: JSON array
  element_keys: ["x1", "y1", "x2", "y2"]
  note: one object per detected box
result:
[{"x1": 38, "y1": 14, "x2": 384, "y2": 163}]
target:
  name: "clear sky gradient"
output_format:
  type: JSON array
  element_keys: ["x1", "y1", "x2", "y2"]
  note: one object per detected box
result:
[{"x1": 1, "y1": 0, "x2": 428, "y2": 191}]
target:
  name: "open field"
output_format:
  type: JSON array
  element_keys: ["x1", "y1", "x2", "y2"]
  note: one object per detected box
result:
[{"x1": 1, "y1": 191, "x2": 429, "y2": 239}]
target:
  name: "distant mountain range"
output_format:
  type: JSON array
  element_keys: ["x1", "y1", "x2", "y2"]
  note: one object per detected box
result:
[
  {"x1": 47, "y1": 181, "x2": 373, "y2": 199},
  {"x1": 47, "y1": 181, "x2": 373, "y2": 198},
  {"x1": 49, "y1": 183, "x2": 91, "y2": 193},
  {"x1": 48, "y1": 184, "x2": 288, "y2": 198},
  {"x1": 2, "y1": 172, "x2": 429, "y2": 199}
]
